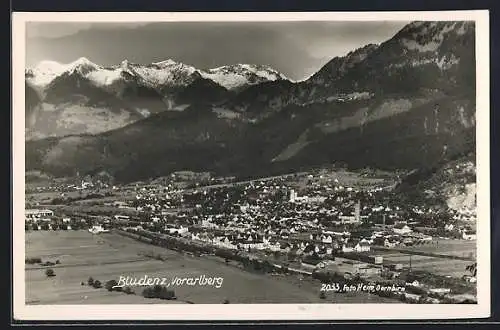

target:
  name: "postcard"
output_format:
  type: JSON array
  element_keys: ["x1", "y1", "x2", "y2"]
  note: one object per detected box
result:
[{"x1": 12, "y1": 10, "x2": 490, "y2": 320}]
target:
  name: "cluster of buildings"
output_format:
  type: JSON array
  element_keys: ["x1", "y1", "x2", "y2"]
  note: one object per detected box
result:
[
  {"x1": 26, "y1": 177, "x2": 109, "y2": 195},
  {"x1": 24, "y1": 169, "x2": 478, "y2": 303},
  {"x1": 24, "y1": 208, "x2": 99, "y2": 231},
  {"x1": 112, "y1": 173, "x2": 475, "y2": 271},
  {"x1": 25, "y1": 171, "x2": 477, "y2": 258}
]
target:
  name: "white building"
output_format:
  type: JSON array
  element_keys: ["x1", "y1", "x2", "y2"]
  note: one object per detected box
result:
[
  {"x1": 429, "y1": 288, "x2": 452, "y2": 294},
  {"x1": 354, "y1": 242, "x2": 371, "y2": 252},
  {"x1": 404, "y1": 293, "x2": 422, "y2": 303},
  {"x1": 25, "y1": 209, "x2": 54, "y2": 221},
  {"x1": 405, "y1": 280, "x2": 421, "y2": 287},
  {"x1": 338, "y1": 215, "x2": 361, "y2": 224},
  {"x1": 462, "y1": 230, "x2": 476, "y2": 240},
  {"x1": 213, "y1": 237, "x2": 238, "y2": 250},
  {"x1": 321, "y1": 235, "x2": 333, "y2": 244},
  {"x1": 342, "y1": 244, "x2": 355, "y2": 253},
  {"x1": 393, "y1": 223, "x2": 412, "y2": 235},
  {"x1": 201, "y1": 219, "x2": 218, "y2": 229},
  {"x1": 384, "y1": 239, "x2": 398, "y2": 248},
  {"x1": 289, "y1": 189, "x2": 324, "y2": 204},
  {"x1": 166, "y1": 226, "x2": 189, "y2": 235},
  {"x1": 89, "y1": 225, "x2": 109, "y2": 234},
  {"x1": 445, "y1": 223, "x2": 455, "y2": 231}
]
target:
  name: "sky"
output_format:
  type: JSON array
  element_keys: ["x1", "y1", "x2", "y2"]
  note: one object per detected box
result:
[{"x1": 26, "y1": 21, "x2": 409, "y2": 81}]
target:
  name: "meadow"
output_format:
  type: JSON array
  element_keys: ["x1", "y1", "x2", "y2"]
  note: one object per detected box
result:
[{"x1": 25, "y1": 231, "x2": 397, "y2": 304}]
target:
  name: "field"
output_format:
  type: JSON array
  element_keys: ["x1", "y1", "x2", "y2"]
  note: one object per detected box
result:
[
  {"x1": 367, "y1": 239, "x2": 476, "y2": 278},
  {"x1": 25, "y1": 231, "x2": 397, "y2": 304},
  {"x1": 377, "y1": 252, "x2": 472, "y2": 277},
  {"x1": 401, "y1": 239, "x2": 476, "y2": 259},
  {"x1": 294, "y1": 169, "x2": 397, "y2": 190},
  {"x1": 372, "y1": 238, "x2": 476, "y2": 258}
]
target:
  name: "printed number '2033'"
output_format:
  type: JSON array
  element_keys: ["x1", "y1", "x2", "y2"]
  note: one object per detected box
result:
[{"x1": 320, "y1": 283, "x2": 341, "y2": 292}]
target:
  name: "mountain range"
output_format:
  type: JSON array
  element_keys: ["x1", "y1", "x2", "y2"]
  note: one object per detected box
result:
[
  {"x1": 25, "y1": 21, "x2": 476, "y2": 185},
  {"x1": 25, "y1": 58, "x2": 288, "y2": 139}
]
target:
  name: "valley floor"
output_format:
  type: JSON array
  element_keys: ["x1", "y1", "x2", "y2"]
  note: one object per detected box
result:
[{"x1": 25, "y1": 230, "x2": 398, "y2": 304}]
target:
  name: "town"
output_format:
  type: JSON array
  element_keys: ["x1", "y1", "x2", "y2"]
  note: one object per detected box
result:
[{"x1": 25, "y1": 168, "x2": 478, "y2": 304}]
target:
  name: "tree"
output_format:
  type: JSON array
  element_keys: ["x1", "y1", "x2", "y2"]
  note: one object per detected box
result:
[
  {"x1": 466, "y1": 262, "x2": 477, "y2": 277},
  {"x1": 261, "y1": 260, "x2": 274, "y2": 273},
  {"x1": 105, "y1": 280, "x2": 119, "y2": 292},
  {"x1": 142, "y1": 285, "x2": 176, "y2": 300},
  {"x1": 159, "y1": 287, "x2": 176, "y2": 300},
  {"x1": 93, "y1": 280, "x2": 102, "y2": 289},
  {"x1": 123, "y1": 286, "x2": 135, "y2": 295},
  {"x1": 142, "y1": 287, "x2": 155, "y2": 298},
  {"x1": 223, "y1": 299, "x2": 230, "y2": 304},
  {"x1": 45, "y1": 268, "x2": 55, "y2": 277},
  {"x1": 88, "y1": 277, "x2": 94, "y2": 286}
]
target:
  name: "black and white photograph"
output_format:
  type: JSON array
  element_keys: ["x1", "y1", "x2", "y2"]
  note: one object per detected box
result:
[{"x1": 12, "y1": 11, "x2": 490, "y2": 320}]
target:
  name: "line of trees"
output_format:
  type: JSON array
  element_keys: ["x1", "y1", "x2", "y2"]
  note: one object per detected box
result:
[
  {"x1": 87, "y1": 277, "x2": 102, "y2": 289},
  {"x1": 118, "y1": 229, "x2": 288, "y2": 275},
  {"x1": 92, "y1": 277, "x2": 177, "y2": 299},
  {"x1": 27, "y1": 257, "x2": 60, "y2": 266},
  {"x1": 25, "y1": 257, "x2": 42, "y2": 264},
  {"x1": 142, "y1": 285, "x2": 176, "y2": 300},
  {"x1": 25, "y1": 222, "x2": 91, "y2": 231},
  {"x1": 50, "y1": 192, "x2": 114, "y2": 205},
  {"x1": 84, "y1": 277, "x2": 135, "y2": 295}
]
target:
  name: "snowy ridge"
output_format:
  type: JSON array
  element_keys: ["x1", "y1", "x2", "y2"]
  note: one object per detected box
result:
[
  {"x1": 133, "y1": 60, "x2": 198, "y2": 87},
  {"x1": 26, "y1": 58, "x2": 290, "y2": 92},
  {"x1": 201, "y1": 64, "x2": 288, "y2": 90}
]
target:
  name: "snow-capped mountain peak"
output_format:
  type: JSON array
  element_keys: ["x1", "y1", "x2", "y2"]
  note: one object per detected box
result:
[
  {"x1": 200, "y1": 63, "x2": 288, "y2": 90},
  {"x1": 66, "y1": 57, "x2": 100, "y2": 75},
  {"x1": 120, "y1": 59, "x2": 130, "y2": 68},
  {"x1": 117, "y1": 59, "x2": 138, "y2": 77},
  {"x1": 70, "y1": 57, "x2": 97, "y2": 67},
  {"x1": 152, "y1": 59, "x2": 179, "y2": 67},
  {"x1": 26, "y1": 60, "x2": 69, "y2": 88},
  {"x1": 26, "y1": 57, "x2": 101, "y2": 88}
]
